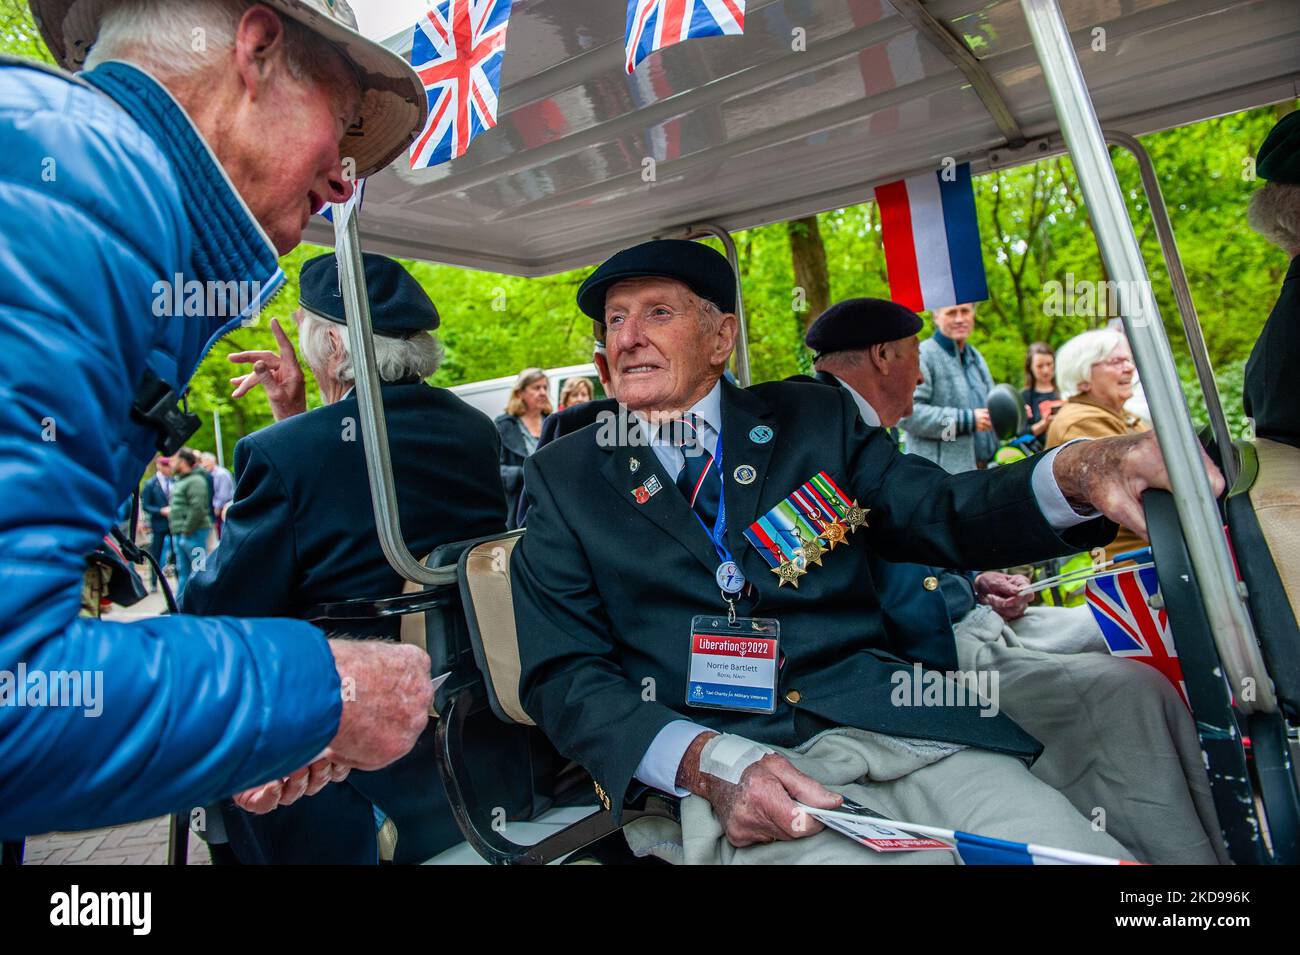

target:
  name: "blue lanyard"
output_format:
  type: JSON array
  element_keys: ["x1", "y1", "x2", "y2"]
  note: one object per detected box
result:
[{"x1": 687, "y1": 422, "x2": 734, "y2": 567}]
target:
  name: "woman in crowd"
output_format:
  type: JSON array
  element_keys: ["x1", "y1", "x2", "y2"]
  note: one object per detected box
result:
[
  {"x1": 558, "y1": 376, "x2": 594, "y2": 410},
  {"x1": 1021, "y1": 342, "x2": 1061, "y2": 449},
  {"x1": 496, "y1": 368, "x2": 552, "y2": 528},
  {"x1": 1047, "y1": 329, "x2": 1148, "y2": 560}
]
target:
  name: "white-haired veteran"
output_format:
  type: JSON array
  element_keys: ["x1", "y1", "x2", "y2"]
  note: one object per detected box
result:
[{"x1": 509, "y1": 239, "x2": 1226, "y2": 864}]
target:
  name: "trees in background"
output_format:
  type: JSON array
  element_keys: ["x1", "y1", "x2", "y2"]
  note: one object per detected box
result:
[{"x1": 1, "y1": 3, "x2": 1289, "y2": 451}]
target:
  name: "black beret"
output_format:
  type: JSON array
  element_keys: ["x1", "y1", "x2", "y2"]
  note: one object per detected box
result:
[
  {"x1": 299, "y1": 252, "x2": 439, "y2": 337},
  {"x1": 804, "y1": 297, "x2": 923, "y2": 357},
  {"x1": 1258, "y1": 110, "x2": 1300, "y2": 185},
  {"x1": 577, "y1": 239, "x2": 737, "y2": 321}
]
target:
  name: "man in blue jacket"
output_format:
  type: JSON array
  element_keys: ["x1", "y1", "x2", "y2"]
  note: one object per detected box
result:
[{"x1": 0, "y1": 0, "x2": 435, "y2": 840}]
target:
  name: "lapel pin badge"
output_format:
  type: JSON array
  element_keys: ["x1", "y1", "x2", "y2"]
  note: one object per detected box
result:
[
  {"x1": 749, "y1": 425, "x2": 773, "y2": 444},
  {"x1": 629, "y1": 457, "x2": 640, "y2": 473},
  {"x1": 733, "y1": 465, "x2": 757, "y2": 485}
]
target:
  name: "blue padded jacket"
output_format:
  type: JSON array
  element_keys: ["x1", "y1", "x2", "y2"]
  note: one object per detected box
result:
[{"x1": 0, "y1": 57, "x2": 341, "y2": 838}]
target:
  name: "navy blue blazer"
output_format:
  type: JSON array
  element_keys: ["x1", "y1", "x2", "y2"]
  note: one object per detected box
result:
[
  {"x1": 513, "y1": 377, "x2": 1116, "y2": 820},
  {"x1": 139, "y1": 475, "x2": 170, "y2": 533},
  {"x1": 183, "y1": 381, "x2": 506, "y2": 634},
  {"x1": 181, "y1": 380, "x2": 507, "y2": 864}
]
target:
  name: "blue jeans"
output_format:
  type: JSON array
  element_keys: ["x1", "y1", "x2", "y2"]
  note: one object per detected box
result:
[{"x1": 172, "y1": 531, "x2": 209, "y2": 597}]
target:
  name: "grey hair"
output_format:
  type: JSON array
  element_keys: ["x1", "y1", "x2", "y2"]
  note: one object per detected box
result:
[
  {"x1": 84, "y1": 0, "x2": 346, "y2": 87},
  {"x1": 298, "y1": 312, "x2": 442, "y2": 387},
  {"x1": 1055, "y1": 328, "x2": 1125, "y2": 399},
  {"x1": 813, "y1": 349, "x2": 869, "y2": 372},
  {"x1": 1247, "y1": 182, "x2": 1300, "y2": 256}
]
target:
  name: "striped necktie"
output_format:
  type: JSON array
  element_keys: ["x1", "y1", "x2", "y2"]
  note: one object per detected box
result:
[{"x1": 670, "y1": 413, "x2": 720, "y2": 529}]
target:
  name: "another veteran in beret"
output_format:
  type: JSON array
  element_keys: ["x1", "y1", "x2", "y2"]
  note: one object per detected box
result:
[
  {"x1": 1244, "y1": 109, "x2": 1300, "y2": 450},
  {"x1": 510, "y1": 239, "x2": 1224, "y2": 864},
  {"x1": 182, "y1": 252, "x2": 507, "y2": 864},
  {"x1": 802, "y1": 298, "x2": 1226, "y2": 864}
]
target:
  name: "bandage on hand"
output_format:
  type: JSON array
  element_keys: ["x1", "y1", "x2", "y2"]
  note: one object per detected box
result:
[{"x1": 679, "y1": 732, "x2": 842, "y2": 847}]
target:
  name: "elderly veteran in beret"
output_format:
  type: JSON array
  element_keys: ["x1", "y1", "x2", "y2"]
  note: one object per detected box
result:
[
  {"x1": 804, "y1": 299, "x2": 1226, "y2": 864},
  {"x1": 511, "y1": 239, "x2": 1224, "y2": 864},
  {"x1": 1, "y1": 0, "x2": 434, "y2": 840},
  {"x1": 1245, "y1": 109, "x2": 1300, "y2": 450},
  {"x1": 182, "y1": 252, "x2": 506, "y2": 863}
]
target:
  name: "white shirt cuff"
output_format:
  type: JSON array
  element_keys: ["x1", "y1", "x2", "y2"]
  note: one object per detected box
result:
[
  {"x1": 634, "y1": 719, "x2": 711, "y2": 797},
  {"x1": 1032, "y1": 440, "x2": 1101, "y2": 530}
]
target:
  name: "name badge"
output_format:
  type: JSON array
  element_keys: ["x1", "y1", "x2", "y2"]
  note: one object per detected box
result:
[{"x1": 686, "y1": 615, "x2": 780, "y2": 714}]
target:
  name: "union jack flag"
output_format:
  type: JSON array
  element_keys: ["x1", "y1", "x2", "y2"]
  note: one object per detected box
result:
[
  {"x1": 1085, "y1": 566, "x2": 1189, "y2": 708},
  {"x1": 408, "y1": 0, "x2": 514, "y2": 169},
  {"x1": 625, "y1": 0, "x2": 746, "y2": 74}
]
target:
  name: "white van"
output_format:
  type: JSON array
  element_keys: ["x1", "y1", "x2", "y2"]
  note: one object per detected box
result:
[{"x1": 449, "y1": 362, "x2": 602, "y2": 420}]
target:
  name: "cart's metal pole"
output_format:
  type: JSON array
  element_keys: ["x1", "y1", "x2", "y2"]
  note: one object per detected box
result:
[
  {"x1": 1105, "y1": 130, "x2": 1238, "y2": 488},
  {"x1": 1020, "y1": 0, "x2": 1273, "y2": 713},
  {"x1": 334, "y1": 207, "x2": 455, "y2": 588},
  {"x1": 685, "y1": 224, "x2": 751, "y2": 386}
]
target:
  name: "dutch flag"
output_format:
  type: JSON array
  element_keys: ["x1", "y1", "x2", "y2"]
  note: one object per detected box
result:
[{"x1": 874, "y1": 161, "x2": 988, "y2": 313}]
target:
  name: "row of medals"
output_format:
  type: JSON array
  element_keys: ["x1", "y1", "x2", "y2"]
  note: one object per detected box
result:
[{"x1": 772, "y1": 495, "x2": 869, "y2": 588}]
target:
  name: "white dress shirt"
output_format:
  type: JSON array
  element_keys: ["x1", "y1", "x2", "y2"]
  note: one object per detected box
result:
[{"x1": 632, "y1": 374, "x2": 1098, "y2": 796}]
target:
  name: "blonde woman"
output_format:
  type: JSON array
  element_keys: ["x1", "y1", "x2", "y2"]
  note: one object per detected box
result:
[
  {"x1": 495, "y1": 368, "x2": 551, "y2": 526},
  {"x1": 558, "y1": 376, "x2": 594, "y2": 410}
]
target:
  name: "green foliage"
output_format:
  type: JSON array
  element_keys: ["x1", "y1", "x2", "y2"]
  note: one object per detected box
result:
[
  {"x1": 0, "y1": 0, "x2": 53, "y2": 64},
  {"x1": 0, "y1": 15, "x2": 1288, "y2": 454}
]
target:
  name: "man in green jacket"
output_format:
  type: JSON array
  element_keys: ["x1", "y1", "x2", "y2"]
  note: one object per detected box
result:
[{"x1": 166, "y1": 449, "x2": 213, "y2": 596}]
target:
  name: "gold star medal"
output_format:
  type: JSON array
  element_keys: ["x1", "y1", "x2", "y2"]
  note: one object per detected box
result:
[
  {"x1": 796, "y1": 527, "x2": 826, "y2": 567},
  {"x1": 772, "y1": 558, "x2": 807, "y2": 588},
  {"x1": 843, "y1": 501, "x2": 868, "y2": 533},
  {"x1": 821, "y1": 519, "x2": 848, "y2": 549}
]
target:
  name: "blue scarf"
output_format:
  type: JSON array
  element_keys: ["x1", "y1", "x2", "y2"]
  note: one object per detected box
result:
[{"x1": 83, "y1": 61, "x2": 280, "y2": 299}]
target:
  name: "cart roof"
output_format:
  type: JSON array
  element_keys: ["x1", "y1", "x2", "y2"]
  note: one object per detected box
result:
[{"x1": 304, "y1": 0, "x2": 1300, "y2": 276}]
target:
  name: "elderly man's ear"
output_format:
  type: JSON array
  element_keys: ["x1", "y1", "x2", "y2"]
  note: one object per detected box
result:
[
  {"x1": 593, "y1": 350, "x2": 612, "y2": 389},
  {"x1": 232, "y1": 5, "x2": 289, "y2": 95},
  {"x1": 869, "y1": 342, "x2": 892, "y2": 375},
  {"x1": 712, "y1": 311, "x2": 739, "y2": 367}
]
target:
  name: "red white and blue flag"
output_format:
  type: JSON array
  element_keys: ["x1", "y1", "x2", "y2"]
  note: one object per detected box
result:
[
  {"x1": 409, "y1": 0, "x2": 514, "y2": 169},
  {"x1": 953, "y1": 831, "x2": 1133, "y2": 866},
  {"x1": 625, "y1": 0, "x2": 746, "y2": 74},
  {"x1": 874, "y1": 162, "x2": 988, "y2": 313},
  {"x1": 1085, "y1": 565, "x2": 1189, "y2": 707},
  {"x1": 801, "y1": 804, "x2": 1137, "y2": 865}
]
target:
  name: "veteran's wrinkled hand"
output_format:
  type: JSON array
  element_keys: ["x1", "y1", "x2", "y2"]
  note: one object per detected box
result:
[
  {"x1": 1052, "y1": 431, "x2": 1225, "y2": 539},
  {"x1": 677, "y1": 731, "x2": 843, "y2": 847},
  {"x1": 229, "y1": 317, "x2": 307, "y2": 420},
  {"x1": 322, "y1": 639, "x2": 432, "y2": 772}
]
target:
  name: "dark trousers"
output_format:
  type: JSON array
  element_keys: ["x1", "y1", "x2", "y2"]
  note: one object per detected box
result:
[{"x1": 146, "y1": 524, "x2": 170, "y2": 586}]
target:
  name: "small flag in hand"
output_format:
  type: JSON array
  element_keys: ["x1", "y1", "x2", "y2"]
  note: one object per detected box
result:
[{"x1": 1085, "y1": 565, "x2": 1189, "y2": 708}]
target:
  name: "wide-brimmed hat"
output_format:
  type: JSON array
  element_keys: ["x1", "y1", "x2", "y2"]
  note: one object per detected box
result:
[{"x1": 30, "y1": 0, "x2": 427, "y2": 178}]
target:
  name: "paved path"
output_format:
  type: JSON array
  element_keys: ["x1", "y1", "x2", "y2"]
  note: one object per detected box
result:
[{"x1": 21, "y1": 581, "x2": 211, "y2": 865}]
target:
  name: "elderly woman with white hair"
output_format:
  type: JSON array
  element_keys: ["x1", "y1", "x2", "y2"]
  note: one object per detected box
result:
[{"x1": 1047, "y1": 328, "x2": 1149, "y2": 560}]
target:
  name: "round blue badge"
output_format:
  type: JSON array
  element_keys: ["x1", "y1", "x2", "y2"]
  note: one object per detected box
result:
[
  {"x1": 749, "y1": 425, "x2": 773, "y2": 444},
  {"x1": 716, "y1": 560, "x2": 745, "y2": 594}
]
